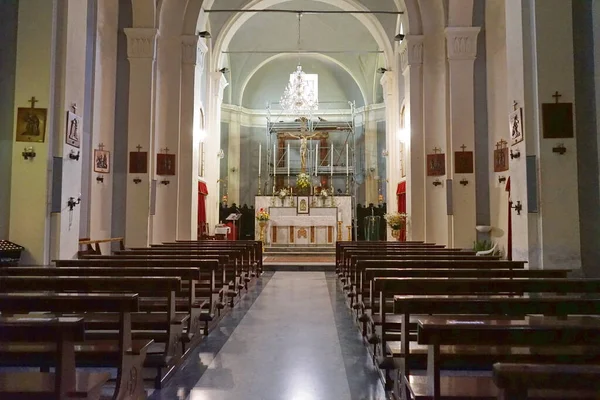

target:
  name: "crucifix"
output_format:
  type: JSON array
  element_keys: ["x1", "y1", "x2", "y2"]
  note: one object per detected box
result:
[
  {"x1": 433, "y1": 147, "x2": 442, "y2": 154},
  {"x1": 136, "y1": 144, "x2": 142, "y2": 152},
  {"x1": 98, "y1": 143, "x2": 105, "y2": 151},
  {"x1": 161, "y1": 147, "x2": 170, "y2": 154},
  {"x1": 28, "y1": 97, "x2": 38, "y2": 109},
  {"x1": 552, "y1": 91, "x2": 562, "y2": 104},
  {"x1": 286, "y1": 118, "x2": 319, "y2": 173},
  {"x1": 460, "y1": 144, "x2": 467, "y2": 152}
]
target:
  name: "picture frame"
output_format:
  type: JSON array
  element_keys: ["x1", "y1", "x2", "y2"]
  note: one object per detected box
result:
[
  {"x1": 509, "y1": 107, "x2": 524, "y2": 146},
  {"x1": 297, "y1": 196, "x2": 310, "y2": 215},
  {"x1": 542, "y1": 103, "x2": 573, "y2": 139},
  {"x1": 65, "y1": 111, "x2": 81, "y2": 148},
  {"x1": 494, "y1": 148, "x2": 509, "y2": 172},
  {"x1": 157, "y1": 154, "x2": 176, "y2": 176},
  {"x1": 94, "y1": 149, "x2": 110, "y2": 173},
  {"x1": 129, "y1": 151, "x2": 148, "y2": 174},
  {"x1": 426, "y1": 153, "x2": 445, "y2": 176},
  {"x1": 15, "y1": 107, "x2": 47, "y2": 143},
  {"x1": 455, "y1": 151, "x2": 474, "y2": 174}
]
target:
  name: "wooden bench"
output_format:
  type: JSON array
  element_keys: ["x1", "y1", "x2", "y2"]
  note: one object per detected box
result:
[
  {"x1": 0, "y1": 292, "x2": 146, "y2": 400},
  {"x1": 0, "y1": 316, "x2": 110, "y2": 400},
  {"x1": 492, "y1": 362, "x2": 600, "y2": 400},
  {"x1": 410, "y1": 316, "x2": 600, "y2": 400},
  {"x1": 78, "y1": 237, "x2": 125, "y2": 257},
  {"x1": 0, "y1": 275, "x2": 184, "y2": 389}
]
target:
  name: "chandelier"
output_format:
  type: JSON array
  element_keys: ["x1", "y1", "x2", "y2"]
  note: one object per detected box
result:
[{"x1": 280, "y1": 13, "x2": 318, "y2": 115}]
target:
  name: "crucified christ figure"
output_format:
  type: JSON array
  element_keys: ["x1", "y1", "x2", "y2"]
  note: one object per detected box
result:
[{"x1": 287, "y1": 118, "x2": 319, "y2": 172}]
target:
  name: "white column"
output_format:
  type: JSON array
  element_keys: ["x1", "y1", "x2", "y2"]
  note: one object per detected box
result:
[
  {"x1": 90, "y1": 0, "x2": 118, "y2": 254},
  {"x1": 177, "y1": 35, "x2": 206, "y2": 240},
  {"x1": 124, "y1": 28, "x2": 158, "y2": 248},
  {"x1": 445, "y1": 27, "x2": 480, "y2": 248},
  {"x1": 400, "y1": 35, "x2": 425, "y2": 241},
  {"x1": 228, "y1": 108, "x2": 241, "y2": 205},
  {"x1": 204, "y1": 71, "x2": 228, "y2": 232},
  {"x1": 364, "y1": 110, "x2": 378, "y2": 204},
  {"x1": 381, "y1": 70, "x2": 401, "y2": 238}
]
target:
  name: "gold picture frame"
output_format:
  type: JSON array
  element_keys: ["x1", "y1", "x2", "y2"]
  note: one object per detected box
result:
[{"x1": 15, "y1": 107, "x2": 47, "y2": 143}]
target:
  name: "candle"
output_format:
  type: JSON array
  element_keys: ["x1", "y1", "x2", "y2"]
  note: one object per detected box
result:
[
  {"x1": 330, "y1": 144, "x2": 333, "y2": 177},
  {"x1": 258, "y1": 144, "x2": 262, "y2": 176},
  {"x1": 345, "y1": 143, "x2": 349, "y2": 176},
  {"x1": 315, "y1": 143, "x2": 319, "y2": 176},
  {"x1": 273, "y1": 143, "x2": 277, "y2": 175},
  {"x1": 287, "y1": 143, "x2": 290, "y2": 176}
]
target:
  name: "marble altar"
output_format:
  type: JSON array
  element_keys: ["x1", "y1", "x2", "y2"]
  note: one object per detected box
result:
[{"x1": 254, "y1": 196, "x2": 352, "y2": 247}]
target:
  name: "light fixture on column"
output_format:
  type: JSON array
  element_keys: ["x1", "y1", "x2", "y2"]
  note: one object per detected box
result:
[
  {"x1": 280, "y1": 13, "x2": 318, "y2": 116},
  {"x1": 377, "y1": 67, "x2": 388, "y2": 74},
  {"x1": 198, "y1": 31, "x2": 211, "y2": 38},
  {"x1": 395, "y1": 33, "x2": 405, "y2": 42},
  {"x1": 217, "y1": 149, "x2": 224, "y2": 159},
  {"x1": 22, "y1": 146, "x2": 36, "y2": 160}
]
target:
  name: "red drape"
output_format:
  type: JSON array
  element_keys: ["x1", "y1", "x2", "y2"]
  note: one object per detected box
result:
[
  {"x1": 397, "y1": 182, "x2": 407, "y2": 241},
  {"x1": 198, "y1": 182, "x2": 208, "y2": 235}
]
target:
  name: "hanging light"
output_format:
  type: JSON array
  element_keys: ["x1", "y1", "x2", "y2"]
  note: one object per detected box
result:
[{"x1": 280, "y1": 13, "x2": 318, "y2": 116}]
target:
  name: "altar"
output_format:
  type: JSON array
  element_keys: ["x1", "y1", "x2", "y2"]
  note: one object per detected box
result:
[{"x1": 255, "y1": 195, "x2": 352, "y2": 247}]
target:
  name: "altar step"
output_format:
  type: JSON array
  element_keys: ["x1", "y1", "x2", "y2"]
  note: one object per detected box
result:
[
  {"x1": 263, "y1": 246, "x2": 335, "y2": 256},
  {"x1": 263, "y1": 245, "x2": 335, "y2": 270}
]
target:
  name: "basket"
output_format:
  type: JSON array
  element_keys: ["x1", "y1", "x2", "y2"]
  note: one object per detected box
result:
[{"x1": 0, "y1": 240, "x2": 24, "y2": 266}]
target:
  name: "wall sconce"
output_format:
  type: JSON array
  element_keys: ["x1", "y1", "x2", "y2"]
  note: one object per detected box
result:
[
  {"x1": 67, "y1": 196, "x2": 81, "y2": 211},
  {"x1": 459, "y1": 178, "x2": 469, "y2": 186},
  {"x1": 160, "y1": 179, "x2": 170, "y2": 185},
  {"x1": 552, "y1": 143, "x2": 567, "y2": 155},
  {"x1": 198, "y1": 31, "x2": 211, "y2": 38},
  {"x1": 230, "y1": 167, "x2": 238, "y2": 173},
  {"x1": 96, "y1": 175, "x2": 104, "y2": 183},
  {"x1": 22, "y1": 146, "x2": 36, "y2": 160},
  {"x1": 498, "y1": 175, "x2": 506, "y2": 184},
  {"x1": 432, "y1": 179, "x2": 442, "y2": 187},
  {"x1": 133, "y1": 177, "x2": 142, "y2": 184},
  {"x1": 69, "y1": 150, "x2": 80, "y2": 161},
  {"x1": 511, "y1": 200, "x2": 523, "y2": 215},
  {"x1": 381, "y1": 149, "x2": 389, "y2": 157},
  {"x1": 510, "y1": 149, "x2": 521, "y2": 159},
  {"x1": 217, "y1": 149, "x2": 225, "y2": 159}
]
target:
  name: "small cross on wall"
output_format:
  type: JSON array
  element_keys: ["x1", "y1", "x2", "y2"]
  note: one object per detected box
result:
[
  {"x1": 71, "y1": 103, "x2": 77, "y2": 114},
  {"x1": 433, "y1": 147, "x2": 441, "y2": 154},
  {"x1": 28, "y1": 96, "x2": 38, "y2": 108},
  {"x1": 552, "y1": 91, "x2": 562, "y2": 104},
  {"x1": 161, "y1": 147, "x2": 170, "y2": 154},
  {"x1": 460, "y1": 144, "x2": 467, "y2": 152},
  {"x1": 98, "y1": 143, "x2": 105, "y2": 151},
  {"x1": 136, "y1": 145, "x2": 142, "y2": 152}
]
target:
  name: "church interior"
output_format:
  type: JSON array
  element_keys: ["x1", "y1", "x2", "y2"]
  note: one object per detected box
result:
[{"x1": 1, "y1": 0, "x2": 600, "y2": 399}]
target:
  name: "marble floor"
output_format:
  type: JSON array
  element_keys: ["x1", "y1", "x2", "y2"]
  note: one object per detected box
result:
[{"x1": 151, "y1": 271, "x2": 385, "y2": 400}]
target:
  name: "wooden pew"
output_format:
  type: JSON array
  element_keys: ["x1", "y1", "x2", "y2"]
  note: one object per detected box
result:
[
  {"x1": 78, "y1": 237, "x2": 125, "y2": 257},
  {"x1": 411, "y1": 316, "x2": 600, "y2": 400},
  {"x1": 0, "y1": 292, "x2": 146, "y2": 400},
  {"x1": 0, "y1": 316, "x2": 110, "y2": 400},
  {"x1": 492, "y1": 363, "x2": 600, "y2": 400},
  {"x1": 0, "y1": 276, "x2": 184, "y2": 389}
]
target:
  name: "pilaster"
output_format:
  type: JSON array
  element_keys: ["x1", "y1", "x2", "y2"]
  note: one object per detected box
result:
[
  {"x1": 177, "y1": 35, "x2": 206, "y2": 240},
  {"x1": 445, "y1": 27, "x2": 480, "y2": 248},
  {"x1": 124, "y1": 27, "x2": 158, "y2": 247},
  {"x1": 400, "y1": 35, "x2": 425, "y2": 241},
  {"x1": 227, "y1": 108, "x2": 241, "y2": 205},
  {"x1": 381, "y1": 70, "x2": 400, "y2": 238}
]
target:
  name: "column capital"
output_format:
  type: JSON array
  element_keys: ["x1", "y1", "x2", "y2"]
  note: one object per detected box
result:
[
  {"x1": 181, "y1": 35, "x2": 208, "y2": 67},
  {"x1": 124, "y1": 28, "x2": 158, "y2": 59},
  {"x1": 399, "y1": 35, "x2": 424, "y2": 72},
  {"x1": 445, "y1": 27, "x2": 480, "y2": 61},
  {"x1": 379, "y1": 71, "x2": 397, "y2": 103},
  {"x1": 210, "y1": 71, "x2": 229, "y2": 101}
]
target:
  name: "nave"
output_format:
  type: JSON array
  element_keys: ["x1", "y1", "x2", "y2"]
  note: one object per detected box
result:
[{"x1": 156, "y1": 271, "x2": 385, "y2": 400}]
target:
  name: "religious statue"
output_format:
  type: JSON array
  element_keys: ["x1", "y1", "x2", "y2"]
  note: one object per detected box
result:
[
  {"x1": 23, "y1": 112, "x2": 41, "y2": 136},
  {"x1": 287, "y1": 118, "x2": 319, "y2": 172}
]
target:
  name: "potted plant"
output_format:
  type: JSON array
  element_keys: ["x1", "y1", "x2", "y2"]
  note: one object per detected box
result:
[
  {"x1": 296, "y1": 172, "x2": 311, "y2": 195},
  {"x1": 384, "y1": 212, "x2": 408, "y2": 240}
]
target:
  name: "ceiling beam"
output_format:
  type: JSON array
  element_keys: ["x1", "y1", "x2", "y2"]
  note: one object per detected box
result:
[{"x1": 204, "y1": 9, "x2": 403, "y2": 15}]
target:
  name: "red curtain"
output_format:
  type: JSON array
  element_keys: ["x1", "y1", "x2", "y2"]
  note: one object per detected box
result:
[
  {"x1": 198, "y1": 182, "x2": 208, "y2": 235},
  {"x1": 397, "y1": 182, "x2": 407, "y2": 241}
]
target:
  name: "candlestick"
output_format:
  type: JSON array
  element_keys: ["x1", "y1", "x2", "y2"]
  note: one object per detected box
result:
[
  {"x1": 287, "y1": 143, "x2": 290, "y2": 176},
  {"x1": 315, "y1": 143, "x2": 319, "y2": 176},
  {"x1": 258, "y1": 144, "x2": 262, "y2": 176},
  {"x1": 345, "y1": 143, "x2": 349, "y2": 176},
  {"x1": 330, "y1": 144, "x2": 333, "y2": 177}
]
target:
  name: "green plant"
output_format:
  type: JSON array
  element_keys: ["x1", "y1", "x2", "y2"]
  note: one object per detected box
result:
[{"x1": 473, "y1": 239, "x2": 493, "y2": 252}]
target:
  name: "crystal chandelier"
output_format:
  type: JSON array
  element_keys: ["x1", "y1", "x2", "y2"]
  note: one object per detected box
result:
[{"x1": 280, "y1": 13, "x2": 318, "y2": 115}]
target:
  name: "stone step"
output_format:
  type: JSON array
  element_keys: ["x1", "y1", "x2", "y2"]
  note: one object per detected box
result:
[{"x1": 264, "y1": 247, "x2": 335, "y2": 255}]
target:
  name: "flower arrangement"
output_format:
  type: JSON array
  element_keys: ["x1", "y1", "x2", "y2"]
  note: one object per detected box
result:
[
  {"x1": 277, "y1": 188, "x2": 288, "y2": 199},
  {"x1": 296, "y1": 173, "x2": 311, "y2": 189},
  {"x1": 319, "y1": 188, "x2": 331, "y2": 198},
  {"x1": 384, "y1": 212, "x2": 407, "y2": 229},
  {"x1": 256, "y1": 208, "x2": 270, "y2": 221}
]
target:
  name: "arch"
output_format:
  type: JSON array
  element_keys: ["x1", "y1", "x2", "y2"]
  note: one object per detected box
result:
[
  {"x1": 183, "y1": 0, "x2": 213, "y2": 35},
  {"x1": 237, "y1": 53, "x2": 369, "y2": 106},
  {"x1": 158, "y1": 0, "x2": 187, "y2": 37},
  {"x1": 210, "y1": 0, "x2": 394, "y2": 72}
]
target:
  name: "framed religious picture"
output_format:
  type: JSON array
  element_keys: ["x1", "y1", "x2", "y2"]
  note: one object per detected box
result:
[
  {"x1": 542, "y1": 103, "x2": 573, "y2": 139},
  {"x1": 129, "y1": 150, "x2": 148, "y2": 173},
  {"x1": 15, "y1": 107, "x2": 47, "y2": 143},
  {"x1": 509, "y1": 107, "x2": 524, "y2": 146},
  {"x1": 455, "y1": 149, "x2": 474, "y2": 174},
  {"x1": 65, "y1": 111, "x2": 81, "y2": 148},
  {"x1": 426, "y1": 153, "x2": 445, "y2": 176},
  {"x1": 494, "y1": 147, "x2": 509, "y2": 172},
  {"x1": 297, "y1": 196, "x2": 310, "y2": 215},
  {"x1": 157, "y1": 153, "x2": 176, "y2": 175},
  {"x1": 93, "y1": 149, "x2": 110, "y2": 173}
]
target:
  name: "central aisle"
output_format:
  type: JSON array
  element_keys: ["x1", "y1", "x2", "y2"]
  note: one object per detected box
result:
[{"x1": 190, "y1": 271, "x2": 352, "y2": 400}]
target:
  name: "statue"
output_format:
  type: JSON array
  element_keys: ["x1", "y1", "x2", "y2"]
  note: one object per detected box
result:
[{"x1": 287, "y1": 118, "x2": 319, "y2": 172}]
